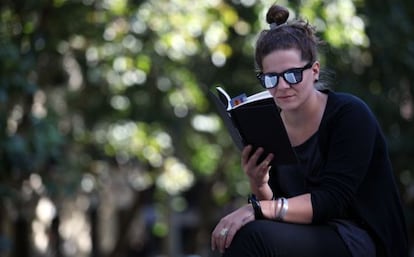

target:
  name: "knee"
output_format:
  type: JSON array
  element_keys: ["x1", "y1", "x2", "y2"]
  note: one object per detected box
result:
[
  {"x1": 223, "y1": 220, "x2": 274, "y2": 256},
  {"x1": 236, "y1": 220, "x2": 269, "y2": 239}
]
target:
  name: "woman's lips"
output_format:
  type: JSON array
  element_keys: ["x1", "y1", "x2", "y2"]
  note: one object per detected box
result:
[{"x1": 277, "y1": 95, "x2": 294, "y2": 99}]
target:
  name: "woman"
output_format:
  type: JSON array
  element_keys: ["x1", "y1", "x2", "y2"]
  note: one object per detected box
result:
[{"x1": 211, "y1": 4, "x2": 408, "y2": 257}]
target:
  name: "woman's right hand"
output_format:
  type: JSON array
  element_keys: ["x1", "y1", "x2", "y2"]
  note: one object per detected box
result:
[
  {"x1": 211, "y1": 204, "x2": 255, "y2": 253},
  {"x1": 242, "y1": 145, "x2": 274, "y2": 190}
]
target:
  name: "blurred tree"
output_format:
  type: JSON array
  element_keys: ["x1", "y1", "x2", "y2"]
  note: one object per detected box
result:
[{"x1": 354, "y1": 0, "x2": 414, "y2": 246}]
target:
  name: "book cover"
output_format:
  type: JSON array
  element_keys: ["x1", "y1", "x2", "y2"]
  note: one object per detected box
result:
[{"x1": 209, "y1": 86, "x2": 298, "y2": 166}]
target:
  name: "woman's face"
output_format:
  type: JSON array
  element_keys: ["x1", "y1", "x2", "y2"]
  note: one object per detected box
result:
[{"x1": 261, "y1": 48, "x2": 319, "y2": 111}]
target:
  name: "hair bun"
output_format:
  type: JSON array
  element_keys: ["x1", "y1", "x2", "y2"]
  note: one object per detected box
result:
[{"x1": 266, "y1": 5, "x2": 289, "y2": 26}]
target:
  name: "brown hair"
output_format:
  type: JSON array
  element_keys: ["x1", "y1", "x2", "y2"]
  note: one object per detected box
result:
[{"x1": 255, "y1": 5, "x2": 321, "y2": 71}]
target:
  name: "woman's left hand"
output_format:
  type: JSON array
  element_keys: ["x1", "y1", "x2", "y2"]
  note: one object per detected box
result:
[
  {"x1": 242, "y1": 145, "x2": 274, "y2": 190},
  {"x1": 211, "y1": 204, "x2": 255, "y2": 253}
]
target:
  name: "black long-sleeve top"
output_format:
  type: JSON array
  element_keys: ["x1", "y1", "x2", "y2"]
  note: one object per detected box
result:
[{"x1": 269, "y1": 90, "x2": 408, "y2": 257}]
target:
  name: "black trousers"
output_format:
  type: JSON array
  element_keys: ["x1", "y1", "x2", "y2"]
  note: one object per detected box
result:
[{"x1": 222, "y1": 220, "x2": 352, "y2": 257}]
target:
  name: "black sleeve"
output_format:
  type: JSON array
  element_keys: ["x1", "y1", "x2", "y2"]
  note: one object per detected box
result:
[{"x1": 311, "y1": 95, "x2": 379, "y2": 223}]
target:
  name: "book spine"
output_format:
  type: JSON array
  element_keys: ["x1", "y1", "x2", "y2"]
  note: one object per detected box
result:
[{"x1": 228, "y1": 110, "x2": 247, "y2": 146}]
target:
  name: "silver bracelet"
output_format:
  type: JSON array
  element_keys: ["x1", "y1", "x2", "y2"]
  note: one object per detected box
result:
[
  {"x1": 279, "y1": 197, "x2": 288, "y2": 221},
  {"x1": 276, "y1": 197, "x2": 288, "y2": 221},
  {"x1": 275, "y1": 198, "x2": 282, "y2": 219}
]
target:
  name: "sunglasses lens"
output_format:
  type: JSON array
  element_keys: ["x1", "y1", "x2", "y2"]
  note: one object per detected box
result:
[
  {"x1": 284, "y1": 70, "x2": 302, "y2": 84},
  {"x1": 258, "y1": 63, "x2": 311, "y2": 89},
  {"x1": 264, "y1": 75, "x2": 278, "y2": 88}
]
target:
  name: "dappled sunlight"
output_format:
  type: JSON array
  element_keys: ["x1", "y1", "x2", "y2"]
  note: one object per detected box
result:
[
  {"x1": 204, "y1": 22, "x2": 228, "y2": 50},
  {"x1": 32, "y1": 220, "x2": 49, "y2": 253},
  {"x1": 400, "y1": 100, "x2": 413, "y2": 120},
  {"x1": 31, "y1": 189, "x2": 93, "y2": 257},
  {"x1": 36, "y1": 197, "x2": 56, "y2": 224},
  {"x1": 212, "y1": 51, "x2": 227, "y2": 67},
  {"x1": 234, "y1": 20, "x2": 251, "y2": 35},
  {"x1": 109, "y1": 121, "x2": 137, "y2": 143},
  {"x1": 169, "y1": 90, "x2": 190, "y2": 117},
  {"x1": 32, "y1": 90, "x2": 47, "y2": 119},
  {"x1": 60, "y1": 207, "x2": 92, "y2": 256},
  {"x1": 81, "y1": 174, "x2": 97, "y2": 193},
  {"x1": 143, "y1": 144, "x2": 164, "y2": 167},
  {"x1": 127, "y1": 168, "x2": 153, "y2": 191},
  {"x1": 122, "y1": 69, "x2": 147, "y2": 86},
  {"x1": 299, "y1": 0, "x2": 369, "y2": 48},
  {"x1": 137, "y1": 0, "x2": 241, "y2": 66},
  {"x1": 156, "y1": 157, "x2": 195, "y2": 195},
  {"x1": 101, "y1": 121, "x2": 174, "y2": 167},
  {"x1": 33, "y1": 197, "x2": 56, "y2": 254},
  {"x1": 191, "y1": 114, "x2": 221, "y2": 133},
  {"x1": 110, "y1": 95, "x2": 130, "y2": 111},
  {"x1": 112, "y1": 56, "x2": 130, "y2": 72},
  {"x1": 155, "y1": 131, "x2": 173, "y2": 149},
  {"x1": 104, "y1": 18, "x2": 129, "y2": 41},
  {"x1": 30, "y1": 173, "x2": 45, "y2": 194},
  {"x1": 325, "y1": 0, "x2": 369, "y2": 47},
  {"x1": 399, "y1": 79, "x2": 413, "y2": 121},
  {"x1": 63, "y1": 52, "x2": 84, "y2": 91},
  {"x1": 111, "y1": 56, "x2": 147, "y2": 88},
  {"x1": 103, "y1": 0, "x2": 128, "y2": 15},
  {"x1": 6, "y1": 104, "x2": 23, "y2": 135},
  {"x1": 156, "y1": 76, "x2": 173, "y2": 91}
]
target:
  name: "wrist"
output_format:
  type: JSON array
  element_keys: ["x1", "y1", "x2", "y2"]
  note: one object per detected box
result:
[
  {"x1": 248, "y1": 194, "x2": 264, "y2": 220},
  {"x1": 249, "y1": 183, "x2": 273, "y2": 200},
  {"x1": 250, "y1": 180, "x2": 268, "y2": 190}
]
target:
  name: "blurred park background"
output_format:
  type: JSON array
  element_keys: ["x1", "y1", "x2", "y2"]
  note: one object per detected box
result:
[{"x1": 0, "y1": 0, "x2": 413, "y2": 256}]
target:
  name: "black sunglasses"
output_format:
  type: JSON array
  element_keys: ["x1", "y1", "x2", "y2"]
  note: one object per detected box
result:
[{"x1": 256, "y1": 62, "x2": 313, "y2": 89}]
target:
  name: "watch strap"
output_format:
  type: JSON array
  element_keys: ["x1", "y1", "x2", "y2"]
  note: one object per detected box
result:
[{"x1": 248, "y1": 194, "x2": 264, "y2": 219}]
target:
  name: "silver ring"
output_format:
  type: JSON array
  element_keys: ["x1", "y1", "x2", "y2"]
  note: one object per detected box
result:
[{"x1": 220, "y1": 228, "x2": 229, "y2": 237}]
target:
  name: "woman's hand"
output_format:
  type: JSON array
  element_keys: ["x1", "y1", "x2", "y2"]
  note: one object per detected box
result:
[
  {"x1": 242, "y1": 145, "x2": 274, "y2": 189},
  {"x1": 211, "y1": 204, "x2": 255, "y2": 253}
]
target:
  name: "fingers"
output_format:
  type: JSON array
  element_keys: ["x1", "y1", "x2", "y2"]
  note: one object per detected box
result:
[
  {"x1": 211, "y1": 224, "x2": 233, "y2": 253},
  {"x1": 211, "y1": 224, "x2": 240, "y2": 253},
  {"x1": 260, "y1": 153, "x2": 274, "y2": 171},
  {"x1": 241, "y1": 145, "x2": 253, "y2": 165},
  {"x1": 250, "y1": 147, "x2": 264, "y2": 165},
  {"x1": 211, "y1": 223, "x2": 222, "y2": 251},
  {"x1": 224, "y1": 226, "x2": 236, "y2": 249},
  {"x1": 242, "y1": 146, "x2": 263, "y2": 168},
  {"x1": 211, "y1": 206, "x2": 255, "y2": 253},
  {"x1": 220, "y1": 226, "x2": 231, "y2": 252},
  {"x1": 242, "y1": 146, "x2": 274, "y2": 168}
]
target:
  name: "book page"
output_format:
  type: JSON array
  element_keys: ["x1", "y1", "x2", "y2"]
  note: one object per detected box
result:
[{"x1": 232, "y1": 90, "x2": 272, "y2": 109}]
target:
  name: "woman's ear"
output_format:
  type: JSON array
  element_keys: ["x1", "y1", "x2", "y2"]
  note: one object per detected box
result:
[{"x1": 312, "y1": 61, "x2": 320, "y2": 82}]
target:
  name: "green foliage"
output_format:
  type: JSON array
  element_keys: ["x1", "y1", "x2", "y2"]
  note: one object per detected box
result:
[{"x1": 0, "y1": 4, "x2": 64, "y2": 188}]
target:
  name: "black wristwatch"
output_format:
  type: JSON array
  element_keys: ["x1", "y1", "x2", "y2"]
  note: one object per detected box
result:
[{"x1": 248, "y1": 194, "x2": 264, "y2": 220}]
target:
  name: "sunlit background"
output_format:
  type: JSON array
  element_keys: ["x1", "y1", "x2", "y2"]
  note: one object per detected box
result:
[{"x1": 1, "y1": 0, "x2": 413, "y2": 256}]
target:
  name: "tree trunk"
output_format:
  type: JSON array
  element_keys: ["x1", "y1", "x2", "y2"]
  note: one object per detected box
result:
[{"x1": 13, "y1": 215, "x2": 29, "y2": 257}]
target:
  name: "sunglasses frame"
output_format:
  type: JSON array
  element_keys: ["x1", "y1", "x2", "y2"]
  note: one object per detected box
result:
[{"x1": 257, "y1": 62, "x2": 313, "y2": 89}]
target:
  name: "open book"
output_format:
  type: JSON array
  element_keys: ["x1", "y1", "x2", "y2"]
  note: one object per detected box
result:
[{"x1": 209, "y1": 86, "x2": 298, "y2": 166}]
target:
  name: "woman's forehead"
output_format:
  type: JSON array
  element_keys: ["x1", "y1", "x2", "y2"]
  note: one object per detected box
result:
[{"x1": 262, "y1": 49, "x2": 304, "y2": 72}]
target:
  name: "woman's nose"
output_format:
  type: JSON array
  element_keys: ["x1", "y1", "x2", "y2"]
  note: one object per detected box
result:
[{"x1": 277, "y1": 78, "x2": 291, "y2": 89}]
